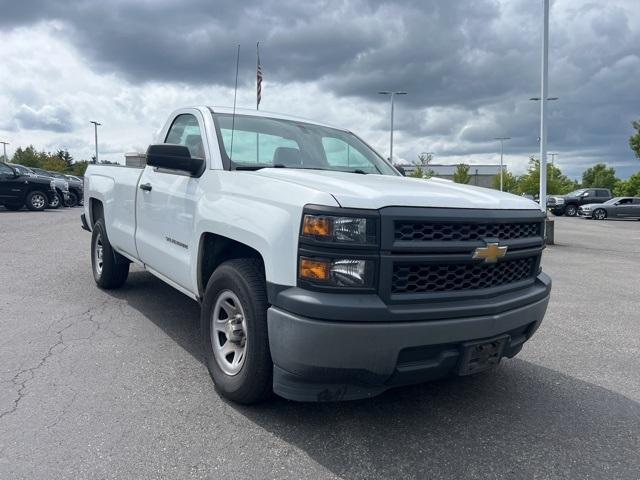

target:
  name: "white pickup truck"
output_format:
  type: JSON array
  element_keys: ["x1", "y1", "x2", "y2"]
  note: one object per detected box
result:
[{"x1": 82, "y1": 106, "x2": 551, "y2": 403}]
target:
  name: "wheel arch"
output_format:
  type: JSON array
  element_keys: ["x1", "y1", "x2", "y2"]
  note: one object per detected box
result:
[{"x1": 197, "y1": 232, "x2": 266, "y2": 299}]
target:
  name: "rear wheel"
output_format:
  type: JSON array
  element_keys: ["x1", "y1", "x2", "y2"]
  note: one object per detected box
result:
[
  {"x1": 593, "y1": 208, "x2": 607, "y2": 220},
  {"x1": 202, "y1": 258, "x2": 272, "y2": 404},
  {"x1": 91, "y1": 219, "x2": 129, "y2": 289},
  {"x1": 565, "y1": 204, "x2": 577, "y2": 217},
  {"x1": 26, "y1": 191, "x2": 47, "y2": 211}
]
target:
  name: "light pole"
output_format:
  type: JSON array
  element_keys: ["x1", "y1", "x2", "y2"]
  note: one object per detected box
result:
[
  {"x1": 0, "y1": 141, "x2": 8, "y2": 162},
  {"x1": 378, "y1": 91, "x2": 407, "y2": 162},
  {"x1": 536, "y1": 0, "x2": 550, "y2": 213},
  {"x1": 494, "y1": 137, "x2": 510, "y2": 191},
  {"x1": 90, "y1": 121, "x2": 101, "y2": 163}
]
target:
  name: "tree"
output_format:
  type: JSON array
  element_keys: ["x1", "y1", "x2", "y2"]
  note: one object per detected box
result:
[
  {"x1": 517, "y1": 156, "x2": 579, "y2": 195},
  {"x1": 410, "y1": 152, "x2": 434, "y2": 178},
  {"x1": 70, "y1": 160, "x2": 90, "y2": 177},
  {"x1": 491, "y1": 171, "x2": 519, "y2": 193},
  {"x1": 11, "y1": 145, "x2": 44, "y2": 167},
  {"x1": 613, "y1": 172, "x2": 640, "y2": 197},
  {"x1": 41, "y1": 155, "x2": 68, "y2": 172},
  {"x1": 452, "y1": 163, "x2": 471, "y2": 184},
  {"x1": 630, "y1": 120, "x2": 640, "y2": 159},
  {"x1": 582, "y1": 163, "x2": 618, "y2": 190}
]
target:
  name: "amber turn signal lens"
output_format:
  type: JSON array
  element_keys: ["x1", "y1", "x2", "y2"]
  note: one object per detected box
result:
[
  {"x1": 299, "y1": 257, "x2": 330, "y2": 281},
  {"x1": 302, "y1": 215, "x2": 332, "y2": 237}
]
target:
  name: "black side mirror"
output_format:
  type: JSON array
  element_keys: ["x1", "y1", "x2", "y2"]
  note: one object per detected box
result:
[
  {"x1": 146, "y1": 144, "x2": 204, "y2": 176},
  {"x1": 395, "y1": 165, "x2": 406, "y2": 176}
]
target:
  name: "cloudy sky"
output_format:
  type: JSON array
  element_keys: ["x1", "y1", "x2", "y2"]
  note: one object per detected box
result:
[{"x1": 1, "y1": 0, "x2": 638, "y2": 178}]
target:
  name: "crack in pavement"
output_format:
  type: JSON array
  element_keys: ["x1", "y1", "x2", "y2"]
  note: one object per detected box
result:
[{"x1": 0, "y1": 300, "x2": 111, "y2": 422}]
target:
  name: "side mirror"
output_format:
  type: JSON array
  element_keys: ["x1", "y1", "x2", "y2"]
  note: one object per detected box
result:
[
  {"x1": 395, "y1": 165, "x2": 406, "y2": 176},
  {"x1": 146, "y1": 144, "x2": 204, "y2": 176},
  {"x1": 581, "y1": 192, "x2": 589, "y2": 197}
]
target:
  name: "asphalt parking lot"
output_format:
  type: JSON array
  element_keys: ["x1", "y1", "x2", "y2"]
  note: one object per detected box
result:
[{"x1": 1, "y1": 208, "x2": 639, "y2": 479}]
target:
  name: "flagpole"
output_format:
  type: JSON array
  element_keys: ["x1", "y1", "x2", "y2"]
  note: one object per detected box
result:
[{"x1": 256, "y1": 41, "x2": 260, "y2": 163}]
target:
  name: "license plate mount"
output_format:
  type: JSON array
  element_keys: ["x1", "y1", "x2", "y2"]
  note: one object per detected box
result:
[{"x1": 458, "y1": 335, "x2": 509, "y2": 376}]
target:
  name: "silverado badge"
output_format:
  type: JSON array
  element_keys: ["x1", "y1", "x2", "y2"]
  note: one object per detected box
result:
[{"x1": 473, "y1": 242, "x2": 508, "y2": 263}]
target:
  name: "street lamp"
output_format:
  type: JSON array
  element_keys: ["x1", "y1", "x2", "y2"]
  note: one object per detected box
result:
[
  {"x1": 0, "y1": 141, "x2": 8, "y2": 162},
  {"x1": 378, "y1": 91, "x2": 407, "y2": 162},
  {"x1": 90, "y1": 121, "x2": 101, "y2": 163},
  {"x1": 537, "y1": 0, "x2": 550, "y2": 214},
  {"x1": 494, "y1": 137, "x2": 510, "y2": 191}
]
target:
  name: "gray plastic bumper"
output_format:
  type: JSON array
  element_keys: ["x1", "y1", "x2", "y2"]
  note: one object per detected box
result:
[{"x1": 268, "y1": 291, "x2": 550, "y2": 402}]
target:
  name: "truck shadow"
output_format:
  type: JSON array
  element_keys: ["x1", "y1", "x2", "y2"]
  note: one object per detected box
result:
[{"x1": 106, "y1": 270, "x2": 640, "y2": 479}]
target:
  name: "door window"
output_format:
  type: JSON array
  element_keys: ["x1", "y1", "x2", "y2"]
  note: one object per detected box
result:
[
  {"x1": 165, "y1": 114, "x2": 205, "y2": 159},
  {"x1": 596, "y1": 190, "x2": 609, "y2": 197},
  {"x1": 0, "y1": 163, "x2": 14, "y2": 175}
]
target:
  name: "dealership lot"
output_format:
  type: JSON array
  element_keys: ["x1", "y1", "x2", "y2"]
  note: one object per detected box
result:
[{"x1": 0, "y1": 208, "x2": 639, "y2": 479}]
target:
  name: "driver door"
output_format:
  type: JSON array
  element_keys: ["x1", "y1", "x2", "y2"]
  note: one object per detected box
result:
[{"x1": 135, "y1": 112, "x2": 206, "y2": 293}]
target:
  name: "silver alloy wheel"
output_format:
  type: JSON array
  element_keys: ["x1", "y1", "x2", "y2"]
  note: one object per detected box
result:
[
  {"x1": 565, "y1": 205, "x2": 577, "y2": 216},
  {"x1": 594, "y1": 209, "x2": 606, "y2": 220},
  {"x1": 31, "y1": 193, "x2": 46, "y2": 209},
  {"x1": 211, "y1": 290, "x2": 247, "y2": 376},
  {"x1": 94, "y1": 233, "x2": 104, "y2": 276},
  {"x1": 50, "y1": 195, "x2": 60, "y2": 208}
]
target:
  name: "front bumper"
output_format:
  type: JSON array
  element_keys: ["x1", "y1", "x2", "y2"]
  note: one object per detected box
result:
[{"x1": 268, "y1": 273, "x2": 551, "y2": 401}]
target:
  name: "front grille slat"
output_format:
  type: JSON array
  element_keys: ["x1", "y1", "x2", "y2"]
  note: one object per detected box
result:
[
  {"x1": 391, "y1": 257, "x2": 534, "y2": 294},
  {"x1": 395, "y1": 222, "x2": 540, "y2": 242}
]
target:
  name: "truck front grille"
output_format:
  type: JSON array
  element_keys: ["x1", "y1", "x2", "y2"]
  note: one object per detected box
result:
[
  {"x1": 391, "y1": 256, "x2": 535, "y2": 294},
  {"x1": 394, "y1": 221, "x2": 540, "y2": 242}
]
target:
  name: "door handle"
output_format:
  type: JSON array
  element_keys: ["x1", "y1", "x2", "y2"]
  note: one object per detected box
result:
[{"x1": 139, "y1": 183, "x2": 152, "y2": 192}]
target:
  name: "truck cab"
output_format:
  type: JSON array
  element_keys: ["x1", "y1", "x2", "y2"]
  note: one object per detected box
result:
[{"x1": 82, "y1": 106, "x2": 551, "y2": 403}]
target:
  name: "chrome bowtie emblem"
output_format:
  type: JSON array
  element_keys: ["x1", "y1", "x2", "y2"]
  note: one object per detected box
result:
[{"x1": 473, "y1": 242, "x2": 508, "y2": 263}]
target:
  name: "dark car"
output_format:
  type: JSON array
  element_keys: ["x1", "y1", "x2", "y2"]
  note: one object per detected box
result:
[
  {"x1": 27, "y1": 167, "x2": 71, "y2": 208},
  {"x1": 547, "y1": 188, "x2": 612, "y2": 216},
  {"x1": 62, "y1": 174, "x2": 83, "y2": 207},
  {"x1": 0, "y1": 162, "x2": 57, "y2": 211},
  {"x1": 578, "y1": 197, "x2": 640, "y2": 220}
]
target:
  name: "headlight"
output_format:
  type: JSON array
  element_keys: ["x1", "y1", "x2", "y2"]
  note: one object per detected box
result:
[
  {"x1": 555, "y1": 197, "x2": 565, "y2": 205},
  {"x1": 301, "y1": 214, "x2": 376, "y2": 244},
  {"x1": 299, "y1": 257, "x2": 374, "y2": 288}
]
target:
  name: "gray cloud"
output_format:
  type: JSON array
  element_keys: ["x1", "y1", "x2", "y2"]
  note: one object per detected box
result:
[
  {"x1": 14, "y1": 104, "x2": 75, "y2": 133},
  {"x1": 1, "y1": 0, "x2": 639, "y2": 177}
]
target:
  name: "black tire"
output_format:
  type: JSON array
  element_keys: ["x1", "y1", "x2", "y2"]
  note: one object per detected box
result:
[
  {"x1": 91, "y1": 219, "x2": 129, "y2": 289},
  {"x1": 67, "y1": 191, "x2": 78, "y2": 207},
  {"x1": 25, "y1": 191, "x2": 48, "y2": 211},
  {"x1": 565, "y1": 204, "x2": 577, "y2": 217},
  {"x1": 49, "y1": 194, "x2": 61, "y2": 209},
  {"x1": 3, "y1": 203, "x2": 23, "y2": 211},
  {"x1": 593, "y1": 208, "x2": 607, "y2": 220},
  {"x1": 202, "y1": 258, "x2": 272, "y2": 404}
]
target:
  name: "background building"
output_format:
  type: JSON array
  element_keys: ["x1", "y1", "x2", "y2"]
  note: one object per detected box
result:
[{"x1": 397, "y1": 164, "x2": 504, "y2": 189}]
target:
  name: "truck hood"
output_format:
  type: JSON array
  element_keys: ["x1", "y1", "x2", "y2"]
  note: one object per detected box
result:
[{"x1": 254, "y1": 169, "x2": 540, "y2": 210}]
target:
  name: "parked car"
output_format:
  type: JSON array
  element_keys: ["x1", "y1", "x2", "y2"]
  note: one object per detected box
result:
[
  {"x1": 66, "y1": 175, "x2": 83, "y2": 206},
  {"x1": 29, "y1": 167, "x2": 70, "y2": 208},
  {"x1": 578, "y1": 197, "x2": 640, "y2": 220},
  {"x1": 547, "y1": 188, "x2": 612, "y2": 216},
  {"x1": 0, "y1": 162, "x2": 57, "y2": 211},
  {"x1": 82, "y1": 106, "x2": 551, "y2": 404}
]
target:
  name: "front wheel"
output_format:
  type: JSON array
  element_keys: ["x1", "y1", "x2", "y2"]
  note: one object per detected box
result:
[
  {"x1": 202, "y1": 258, "x2": 272, "y2": 404},
  {"x1": 26, "y1": 191, "x2": 48, "y2": 211},
  {"x1": 565, "y1": 204, "x2": 577, "y2": 217},
  {"x1": 91, "y1": 219, "x2": 129, "y2": 289},
  {"x1": 593, "y1": 208, "x2": 607, "y2": 220},
  {"x1": 67, "y1": 192, "x2": 78, "y2": 207},
  {"x1": 49, "y1": 194, "x2": 61, "y2": 209}
]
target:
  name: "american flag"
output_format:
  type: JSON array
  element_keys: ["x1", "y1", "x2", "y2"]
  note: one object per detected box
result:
[{"x1": 256, "y1": 42, "x2": 262, "y2": 109}]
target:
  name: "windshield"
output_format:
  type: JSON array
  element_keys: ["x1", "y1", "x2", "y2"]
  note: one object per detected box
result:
[{"x1": 213, "y1": 113, "x2": 398, "y2": 175}]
